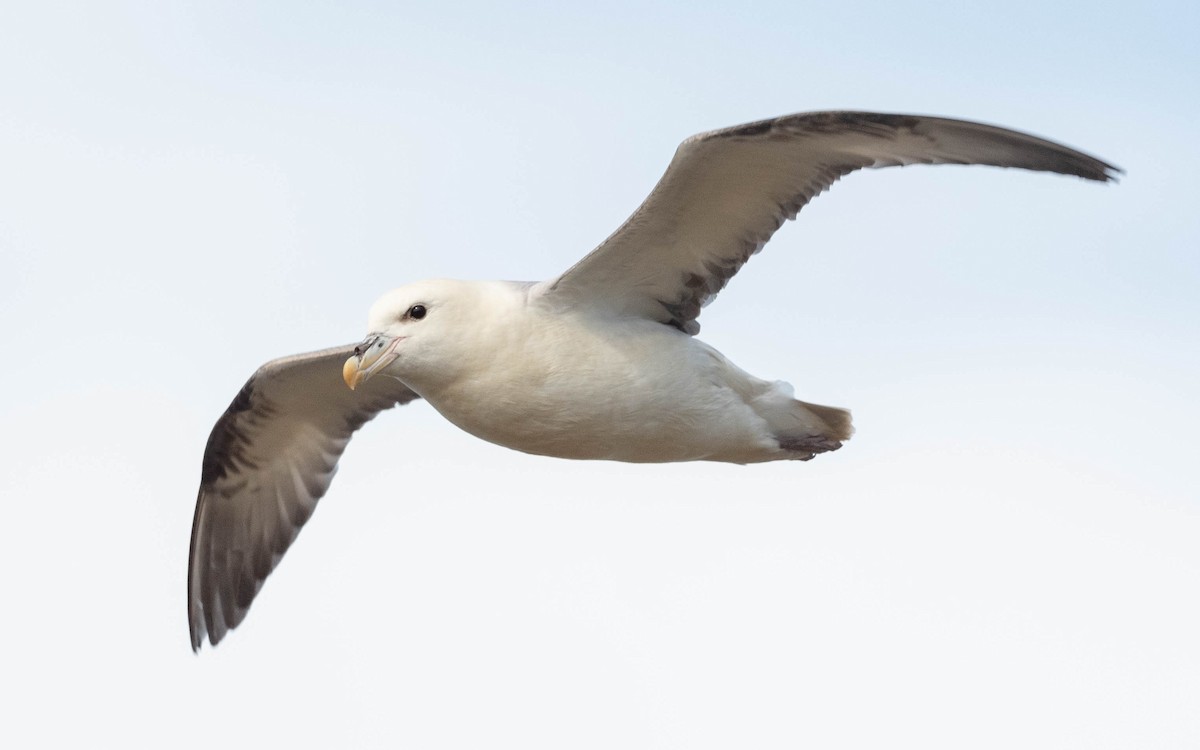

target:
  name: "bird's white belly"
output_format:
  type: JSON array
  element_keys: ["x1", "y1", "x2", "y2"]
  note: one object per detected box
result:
[{"x1": 421, "y1": 320, "x2": 778, "y2": 463}]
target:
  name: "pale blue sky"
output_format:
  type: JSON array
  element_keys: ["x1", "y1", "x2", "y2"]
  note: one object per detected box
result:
[{"x1": 1, "y1": 2, "x2": 1197, "y2": 748}]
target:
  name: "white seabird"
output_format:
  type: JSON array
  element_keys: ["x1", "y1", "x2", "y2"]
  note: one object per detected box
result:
[{"x1": 188, "y1": 110, "x2": 1118, "y2": 650}]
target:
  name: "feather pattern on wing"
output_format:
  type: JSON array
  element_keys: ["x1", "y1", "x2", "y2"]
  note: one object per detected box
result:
[
  {"x1": 188, "y1": 345, "x2": 419, "y2": 650},
  {"x1": 543, "y1": 111, "x2": 1119, "y2": 333}
]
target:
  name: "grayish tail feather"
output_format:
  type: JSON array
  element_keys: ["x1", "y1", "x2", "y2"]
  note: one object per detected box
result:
[
  {"x1": 775, "y1": 400, "x2": 853, "y2": 460},
  {"x1": 798, "y1": 399, "x2": 854, "y2": 442}
]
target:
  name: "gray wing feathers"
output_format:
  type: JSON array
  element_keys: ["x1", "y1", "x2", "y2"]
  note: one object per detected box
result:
[
  {"x1": 546, "y1": 111, "x2": 1119, "y2": 333},
  {"x1": 188, "y1": 345, "x2": 419, "y2": 650}
]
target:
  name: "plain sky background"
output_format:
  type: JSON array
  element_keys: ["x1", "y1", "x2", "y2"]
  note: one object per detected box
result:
[{"x1": 2, "y1": 2, "x2": 1197, "y2": 748}]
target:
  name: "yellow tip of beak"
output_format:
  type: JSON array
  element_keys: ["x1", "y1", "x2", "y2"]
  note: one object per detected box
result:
[{"x1": 343, "y1": 356, "x2": 363, "y2": 391}]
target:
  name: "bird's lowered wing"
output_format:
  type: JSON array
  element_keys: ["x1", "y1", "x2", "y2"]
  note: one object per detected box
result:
[
  {"x1": 543, "y1": 111, "x2": 1119, "y2": 334},
  {"x1": 188, "y1": 345, "x2": 419, "y2": 651}
]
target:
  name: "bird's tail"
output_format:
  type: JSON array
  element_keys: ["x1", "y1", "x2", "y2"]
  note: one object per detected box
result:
[
  {"x1": 751, "y1": 380, "x2": 853, "y2": 460},
  {"x1": 795, "y1": 398, "x2": 854, "y2": 443}
]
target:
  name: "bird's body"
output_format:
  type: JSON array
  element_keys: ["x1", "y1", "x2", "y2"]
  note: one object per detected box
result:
[
  {"x1": 386, "y1": 279, "x2": 847, "y2": 464},
  {"x1": 187, "y1": 110, "x2": 1119, "y2": 650}
]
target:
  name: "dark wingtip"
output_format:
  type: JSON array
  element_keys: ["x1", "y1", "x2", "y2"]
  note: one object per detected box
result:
[
  {"x1": 189, "y1": 604, "x2": 208, "y2": 653},
  {"x1": 189, "y1": 618, "x2": 203, "y2": 653},
  {"x1": 1073, "y1": 157, "x2": 1122, "y2": 184},
  {"x1": 1047, "y1": 151, "x2": 1121, "y2": 184}
]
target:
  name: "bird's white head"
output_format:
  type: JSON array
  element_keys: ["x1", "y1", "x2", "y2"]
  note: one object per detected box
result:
[{"x1": 342, "y1": 278, "x2": 513, "y2": 395}]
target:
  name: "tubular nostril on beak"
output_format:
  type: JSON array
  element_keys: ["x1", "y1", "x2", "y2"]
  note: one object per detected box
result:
[{"x1": 353, "y1": 335, "x2": 381, "y2": 359}]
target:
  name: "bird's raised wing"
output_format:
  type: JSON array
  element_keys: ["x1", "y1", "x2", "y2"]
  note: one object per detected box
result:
[
  {"x1": 542, "y1": 111, "x2": 1119, "y2": 334},
  {"x1": 188, "y1": 345, "x2": 419, "y2": 651}
]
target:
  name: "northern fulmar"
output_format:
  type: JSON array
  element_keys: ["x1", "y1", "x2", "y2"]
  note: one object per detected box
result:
[{"x1": 188, "y1": 110, "x2": 1118, "y2": 650}]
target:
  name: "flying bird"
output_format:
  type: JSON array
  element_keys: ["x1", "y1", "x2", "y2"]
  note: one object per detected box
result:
[{"x1": 188, "y1": 110, "x2": 1118, "y2": 651}]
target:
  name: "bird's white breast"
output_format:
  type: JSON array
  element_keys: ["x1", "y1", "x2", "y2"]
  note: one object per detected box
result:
[{"x1": 416, "y1": 301, "x2": 776, "y2": 463}]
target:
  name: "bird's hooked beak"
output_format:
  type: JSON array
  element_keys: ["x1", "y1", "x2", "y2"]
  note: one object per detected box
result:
[{"x1": 343, "y1": 333, "x2": 402, "y2": 390}]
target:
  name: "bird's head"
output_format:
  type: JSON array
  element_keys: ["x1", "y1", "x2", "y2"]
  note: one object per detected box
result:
[{"x1": 342, "y1": 279, "x2": 500, "y2": 395}]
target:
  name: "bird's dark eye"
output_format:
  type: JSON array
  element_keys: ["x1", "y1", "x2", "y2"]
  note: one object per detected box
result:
[{"x1": 408, "y1": 304, "x2": 427, "y2": 320}]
